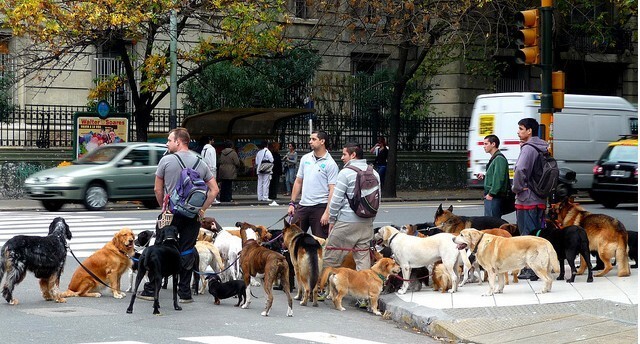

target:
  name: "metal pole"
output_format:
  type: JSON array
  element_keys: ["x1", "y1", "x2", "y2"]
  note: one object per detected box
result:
[
  {"x1": 540, "y1": 0, "x2": 553, "y2": 153},
  {"x1": 169, "y1": 9, "x2": 178, "y2": 130}
]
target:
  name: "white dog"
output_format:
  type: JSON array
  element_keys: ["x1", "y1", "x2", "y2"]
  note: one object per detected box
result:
[
  {"x1": 212, "y1": 229, "x2": 243, "y2": 282},
  {"x1": 374, "y1": 226, "x2": 469, "y2": 294}
]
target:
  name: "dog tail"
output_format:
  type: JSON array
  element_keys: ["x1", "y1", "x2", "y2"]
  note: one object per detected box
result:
[
  {"x1": 615, "y1": 220, "x2": 631, "y2": 276},
  {"x1": 308, "y1": 247, "x2": 320, "y2": 294},
  {"x1": 318, "y1": 267, "x2": 337, "y2": 293}
]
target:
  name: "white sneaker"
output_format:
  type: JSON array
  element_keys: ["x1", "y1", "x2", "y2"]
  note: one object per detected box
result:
[
  {"x1": 214, "y1": 199, "x2": 221, "y2": 204},
  {"x1": 269, "y1": 201, "x2": 279, "y2": 206}
]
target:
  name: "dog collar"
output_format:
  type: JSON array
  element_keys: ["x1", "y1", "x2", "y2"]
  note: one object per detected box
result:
[
  {"x1": 376, "y1": 273, "x2": 386, "y2": 283},
  {"x1": 388, "y1": 233, "x2": 399, "y2": 246},
  {"x1": 119, "y1": 249, "x2": 131, "y2": 258},
  {"x1": 472, "y1": 233, "x2": 485, "y2": 255}
]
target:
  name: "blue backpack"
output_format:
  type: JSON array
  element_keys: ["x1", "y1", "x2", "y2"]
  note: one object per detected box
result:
[{"x1": 169, "y1": 154, "x2": 208, "y2": 218}]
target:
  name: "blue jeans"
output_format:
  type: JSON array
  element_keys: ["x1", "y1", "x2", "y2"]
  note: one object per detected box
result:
[
  {"x1": 484, "y1": 196, "x2": 502, "y2": 218},
  {"x1": 516, "y1": 207, "x2": 546, "y2": 236},
  {"x1": 285, "y1": 168, "x2": 296, "y2": 193}
]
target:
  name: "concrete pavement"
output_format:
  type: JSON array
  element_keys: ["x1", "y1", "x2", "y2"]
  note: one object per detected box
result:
[{"x1": 0, "y1": 190, "x2": 636, "y2": 343}]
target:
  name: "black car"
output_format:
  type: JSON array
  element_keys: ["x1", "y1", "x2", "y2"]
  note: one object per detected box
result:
[{"x1": 589, "y1": 137, "x2": 638, "y2": 208}]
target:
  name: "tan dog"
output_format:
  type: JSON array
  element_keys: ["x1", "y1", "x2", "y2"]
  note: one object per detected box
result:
[
  {"x1": 401, "y1": 224, "x2": 427, "y2": 237},
  {"x1": 197, "y1": 228, "x2": 215, "y2": 242},
  {"x1": 432, "y1": 261, "x2": 462, "y2": 293},
  {"x1": 237, "y1": 222, "x2": 293, "y2": 317},
  {"x1": 313, "y1": 234, "x2": 383, "y2": 270},
  {"x1": 194, "y1": 241, "x2": 225, "y2": 294},
  {"x1": 480, "y1": 228, "x2": 519, "y2": 284},
  {"x1": 281, "y1": 220, "x2": 323, "y2": 306},
  {"x1": 550, "y1": 198, "x2": 630, "y2": 277},
  {"x1": 61, "y1": 228, "x2": 135, "y2": 298},
  {"x1": 320, "y1": 258, "x2": 400, "y2": 316},
  {"x1": 453, "y1": 228, "x2": 560, "y2": 295}
]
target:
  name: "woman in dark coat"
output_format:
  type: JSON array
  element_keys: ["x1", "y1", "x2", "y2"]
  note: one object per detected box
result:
[{"x1": 217, "y1": 140, "x2": 241, "y2": 202}]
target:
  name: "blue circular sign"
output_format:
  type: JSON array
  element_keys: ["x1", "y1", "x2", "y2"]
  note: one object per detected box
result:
[{"x1": 97, "y1": 101, "x2": 110, "y2": 119}]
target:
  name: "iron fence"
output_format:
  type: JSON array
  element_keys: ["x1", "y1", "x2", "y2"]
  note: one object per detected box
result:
[
  {"x1": 0, "y1": 105, "x2": 469, "y2": 152},
  {"x1": 276, "y1": 114, "x2": 470, "y2": 152},
  {"x1": 0, "y1": 105, "x2": 186, "y2": 148}
]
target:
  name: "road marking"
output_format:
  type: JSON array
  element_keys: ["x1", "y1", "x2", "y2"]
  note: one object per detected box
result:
[
  {"x1": 278, "y1": 332, "x2": 387, "y2": 344},
  {"x1": 180, "y1": 336, "x2": 272, "y2": 344}
]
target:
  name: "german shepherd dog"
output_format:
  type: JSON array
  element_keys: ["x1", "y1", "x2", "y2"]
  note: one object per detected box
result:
[
  {"x1": 281, "y1": 220, "x2": 322, "y2": 307},
  {"x1": 126, "y1": 225, "x2": 181, "y2": 315},
  {"x1": 549, "y1": 199, "x2": 630, "y2": 277},
  {"x1": 434, "y1": 204, "x2": 508, "y2": 235},
  {"x1": 0, "y1": 217, "x2": 72, "y2": 305}
]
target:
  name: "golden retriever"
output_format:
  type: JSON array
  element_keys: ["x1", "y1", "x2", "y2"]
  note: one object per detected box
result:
[
  {"x1": 320, "y1": 257, "x2": 400, "y2": 316},
  {"x1": 453, "y1": 228, "x2": 560, "y2": 295},
  {"x1": 431, "y1": 261, "x2": 461, "y2": 293},
  {"x1": 61, "y1": 228, "x2": 135, "y2": 298}
]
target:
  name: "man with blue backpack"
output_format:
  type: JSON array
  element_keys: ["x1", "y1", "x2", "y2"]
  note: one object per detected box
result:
[{"x1": 139, "y1": 127, "x2": 219, "y2": 303}]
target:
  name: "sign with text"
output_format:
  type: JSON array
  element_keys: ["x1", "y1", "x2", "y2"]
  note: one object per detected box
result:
[{"x1": 75, "y1": 116, "x2": 129, "y2": 159}]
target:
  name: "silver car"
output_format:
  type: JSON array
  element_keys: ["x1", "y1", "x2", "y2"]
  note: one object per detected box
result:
[{"x1": 24, "y1": 142, "x2": 168, "y2": 211}]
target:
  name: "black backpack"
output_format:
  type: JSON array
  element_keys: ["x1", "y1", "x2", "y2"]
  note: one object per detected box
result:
[
  {"x1": 525, "y1": 144, "x2": 559, "y2": 199},
  {"x1": 345, "y1": 165, "x2": 380, "y2": 218}
]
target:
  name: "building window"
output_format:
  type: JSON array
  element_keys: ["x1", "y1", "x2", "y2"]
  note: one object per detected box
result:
[
  {"x1": 295, "y1": 0, "x2": 308, "y2": 19},
  {"x1": 94, "y1": 42, "x2": 136, "y2": 112},
  {"x1": 351, "y1": 53, "x2": 385, "y2": 75},
  {"x1": 0, "y1": 37, "x2": 16, "y2": 109}
]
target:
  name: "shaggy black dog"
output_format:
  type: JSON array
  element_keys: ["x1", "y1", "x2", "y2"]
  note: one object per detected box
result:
[
  {"x1": 0, "y1": 217, "x2": 72, "y2": 305},
  {"x1": 127, "y1": 226, "x2": 181, "y2": 315},
  {"x1": 206, "y1": 274, "x2": 246, "y2": 306}
]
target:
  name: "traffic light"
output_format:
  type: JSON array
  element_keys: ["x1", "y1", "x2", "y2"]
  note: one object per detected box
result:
[
  {"x1": 515, "y1": 9, "x2": 540, "y2": 65},
  {"x1": 552, "y1": 71, "x2": 565, "y2": 111}
]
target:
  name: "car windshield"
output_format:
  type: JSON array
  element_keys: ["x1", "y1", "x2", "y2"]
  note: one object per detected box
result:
[
  {"x1": 601, "y1": 145, "x2": 638, "y2": 164},
  {"x1": 75, "y1": 146, "x2": 126, "y2": 164}
]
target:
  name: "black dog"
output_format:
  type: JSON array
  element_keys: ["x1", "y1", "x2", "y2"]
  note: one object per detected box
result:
[
  {"x1": 414, "y1": 221, "x2": 443, "y2": 236},
  {"x1": 127, "y1": 226, "x2": 181, "y2": 315},
  {"x1": 0, "y1": 217, "x2": 72, "y2": 305},
  {"x1": 532, "y1": 225, "x2": 593, "y2": 283},
  {"x1": 628, "y1": 231, "x2": 638, "y2": 269},
  {"x1": 377, "y1": 245, "x2": 429, "y2": 294},
  {"x1": 206, "y1": 274, "x2": 246, "y2": 306}
]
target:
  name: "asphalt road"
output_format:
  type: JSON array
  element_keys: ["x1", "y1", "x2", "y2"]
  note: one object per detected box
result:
[{"x1": 0, "y1": 201, "x2": 635, "y2": 344}]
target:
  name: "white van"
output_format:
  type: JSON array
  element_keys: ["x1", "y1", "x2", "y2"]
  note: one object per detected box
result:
[{"x1": 467, "y1": 92, "x2": 638, "y2": 189}]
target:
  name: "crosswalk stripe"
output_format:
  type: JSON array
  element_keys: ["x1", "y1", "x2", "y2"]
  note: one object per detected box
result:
[
  {"x1": 180, "y1": 336, "x2": 272, "y2": 344},
  {"x1": 278, "y1": 332, "x2": 387, "y2": 344},
  {"x1": 0, "y1": 213, "x2": 156, "y2": 258}
]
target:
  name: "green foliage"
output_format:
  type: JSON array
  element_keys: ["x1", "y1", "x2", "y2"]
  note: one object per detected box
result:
[{"x1": 182, "y1": 49, "x2": 321, "y2": 114}]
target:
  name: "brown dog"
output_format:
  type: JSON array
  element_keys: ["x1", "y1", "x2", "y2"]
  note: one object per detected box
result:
[
  {"x1": 320, "y1": 257, "x2": 400, "y2": 316},
  {"x1": 281, "y1": 220, "x2": 322, "y2": 306},
  {"x1": 550, "y1": 199, "x2": 630, "y2": 277},
  {"x1": 432, "y1": 261, "x2": 462, "y2": 293},
  {"x1": 237, "y1": 222, "x2": 293, "y2": 317},
  {"x1": 434, "y1": 204, "x2": 508, "y2": 235},
  {"x1": 313, "y1": 234, "x2": 383, "y2": 270},
  {"x1": 401, "y1": 224, "x2": 427, "y2": 237},
  {"x1": 61, "y1": 228, "x2": 135, "y2": 298}
]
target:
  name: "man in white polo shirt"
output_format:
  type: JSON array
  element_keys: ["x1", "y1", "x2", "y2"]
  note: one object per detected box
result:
[{"x1": 287, "y1": 130, "x2": 339, "y2": 238}]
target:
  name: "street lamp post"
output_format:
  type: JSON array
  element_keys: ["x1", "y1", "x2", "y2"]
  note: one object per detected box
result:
[{"x1": 169, "y1": 9, "x2": 178, "y2": 130}]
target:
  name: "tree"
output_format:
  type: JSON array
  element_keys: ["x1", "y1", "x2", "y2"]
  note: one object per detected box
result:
[
  {"x1": 311, "y1": 1, "x2": 498, "y2": 197},
  {"x1": 0, "y1": 0, "x2": 295, "y2": 141},
  {"x1": 182, "y1": 49, "x2": 322, "y2": 113}
]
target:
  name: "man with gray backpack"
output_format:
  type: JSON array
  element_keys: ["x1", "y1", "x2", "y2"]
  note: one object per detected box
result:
[
  {"x1": 139, "y1": 127, "x2": 219, "y2": 303},
  {"x1": 513, "y1": 118, "x2": 558, "y2": 280}
]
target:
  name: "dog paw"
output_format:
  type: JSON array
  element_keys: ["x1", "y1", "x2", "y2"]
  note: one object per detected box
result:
[
  {"x1": 55, "y1": 298, "x2": 67, "y2": 303},
  {"x1": 293, "y1": 295, "x2": 301, "y2": 300},
  {"x1": 241, "y1": 303, "x2": 250, "y2": 309},
  {"x1": 287, "y1": 307, "x2": 293, "y2": 317},
  {"x1": 373, "y1": 311, "x2": 382, "y2": 316},
  {"x1": 113, "y1": 293, "x2": 125, "y2": 299},
  {"x1": 339, "y1": 307, "x2": 346, "y2": 311},
  {"x1": 261, "y1": 311, "x2": 268, "y2": 316},
  {"x1": 396, "y1": 289, "x2": 407, "y2": 295},
  {"x1": 9, "y1": 298, "x2": 18, "y2": 305},
  {"x1": 299, "y1": 301, "x2": 307, "y2": 306}
]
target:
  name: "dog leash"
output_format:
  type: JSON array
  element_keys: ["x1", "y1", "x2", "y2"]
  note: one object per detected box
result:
[
  {"x1": 192, "y1": 254, "x2": 242, "y2": 276},
  {"x1": 325, "y1": 246, "x2": 377, "y2": 262},
  {"x1": 417, "y1": 225, "x2": 442, "y2": 233},
  {"x1": 265, "y1": 213, "x2": 290, "y2": 231},
  {"x1": 67, "y1": 245, "x2": 124, "y2": 293}
]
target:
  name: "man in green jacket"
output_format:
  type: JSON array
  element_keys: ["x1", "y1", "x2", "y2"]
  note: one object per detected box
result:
[{"x1": 477, "y1": 134, "x2": 509, "y2": 218}]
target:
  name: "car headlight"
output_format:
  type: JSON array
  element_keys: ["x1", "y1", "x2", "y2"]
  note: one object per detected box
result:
[
  {"x1": 24, "y1": 177, "x2": 35, "y2": 184},
  {"x1": 55, "y1": 176, "x2": 74, "y2": 185}
]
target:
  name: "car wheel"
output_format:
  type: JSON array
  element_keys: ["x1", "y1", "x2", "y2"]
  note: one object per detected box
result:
[
  {"x1": 84, "y1": 183, "x2": 108, "y2": 211},
  {"x1": 142, "y1": 199, "x2": 159, "y2": 209},
  {"x1": 42, "y1": 200, "x2": 64, "y2": 211},
  {"x1": 602, "y1": 200, "x2": 619, "y2": 209}
]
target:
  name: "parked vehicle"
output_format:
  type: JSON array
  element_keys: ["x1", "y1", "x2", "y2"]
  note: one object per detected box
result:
[
  {"x1": 24, "y1": 142, "x2": 167, "y2": 211},
  {"x1": 589, "y1": 136, "x2": 638, "y2": 208},
  {"x1": 467, "y1": 93, "x2": 638, "y2": 189}
]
